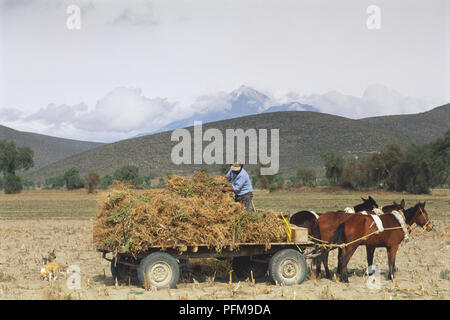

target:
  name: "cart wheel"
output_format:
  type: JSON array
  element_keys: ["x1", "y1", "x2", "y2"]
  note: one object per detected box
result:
[
  {"x1": 138, "y1": 252, "x2": 180, "y2": 289},
  {"x1": 269, "y1": 249, "x2": 307, "y2": 286},
  {"x1": 110, "y1": 257, "x2": 137, "y2": 282},
  {"x1": 232, "y1": 256, "x2": 268, "y2": 280}
]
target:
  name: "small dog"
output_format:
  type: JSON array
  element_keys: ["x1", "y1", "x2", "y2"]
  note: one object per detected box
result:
[
  {"x1": 42, "y1": 249, "x2": 56, "y2": 265},
  {"x1": 40, "y1": 261, "x2": 61, "y2": 280}
]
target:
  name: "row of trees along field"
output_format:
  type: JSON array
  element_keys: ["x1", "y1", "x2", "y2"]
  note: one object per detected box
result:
[
  {"x1": 1, "y1": 129, "x2": 448, "y2": 194},
  {"x1": 41, "y1": 164, "x2": 158, "y2": 193},
  {"x1": 253, "y1": 128, "x2": 449, "y2": 194}
]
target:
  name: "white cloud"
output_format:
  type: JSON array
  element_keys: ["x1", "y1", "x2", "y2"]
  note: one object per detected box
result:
[
  {"x1": 1, "y1": 87, "x2": 179, "y2": 142},
  {"x1": 0, "y1": 84, "x2": 443, "y2": 142},
  {"x1": 189, "y1": 92, "x2": 232, "y2": 114},
  {"x1": 25, "y1": 103, "x2": 88, "y2": 128},
  {"x1": 0, "y1": 108, "x2": 24, "y2": 121},
  {"x1": 296, "y1": 84, "x2": 440, "y2": 119},
  {"x1": 74, "y1": 87, "x2": 174, "y2": 132}
]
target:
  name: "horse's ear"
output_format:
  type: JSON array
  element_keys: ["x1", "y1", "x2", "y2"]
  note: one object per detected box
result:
[
  {"x1": 400, "y1": 199, "x2": 405, "y2": 209},
  {"x1": 422, "y1": 201, "x2": 426, "y2": 207},
  {"x1": 369, "y1": 196, "x2": 373, "y2": 200}
]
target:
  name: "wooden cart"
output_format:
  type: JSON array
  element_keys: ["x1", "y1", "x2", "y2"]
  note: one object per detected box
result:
[{"x1": 97, "y1": 227, "x2": 319, "y2": 289}]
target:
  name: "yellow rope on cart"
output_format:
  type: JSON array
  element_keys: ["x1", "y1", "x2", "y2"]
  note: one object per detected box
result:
[{"x1": 280, "y1": 212, "x2": 292, "y2": 242}]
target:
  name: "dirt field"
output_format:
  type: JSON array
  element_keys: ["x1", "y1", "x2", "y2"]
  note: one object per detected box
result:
[{"x1": 0, "y1": 189, "x2": 448, "y2": 300}]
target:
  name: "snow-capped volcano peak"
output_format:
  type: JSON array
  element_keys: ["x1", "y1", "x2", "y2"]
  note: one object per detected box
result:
[{"x1": 230, "y1": 85, "x2": 269, "y2": 102}]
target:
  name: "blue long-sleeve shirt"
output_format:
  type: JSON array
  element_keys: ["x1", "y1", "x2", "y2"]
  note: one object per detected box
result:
[{"x1": 225, "y1": 168, "x2": 253, "y2": 196}]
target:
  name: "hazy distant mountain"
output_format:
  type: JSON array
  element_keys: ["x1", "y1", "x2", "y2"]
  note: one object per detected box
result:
[
  {"x1": 0, "y1": 125, "x2": 104, "y2": 174},
  {"x1": 263, "y1": 102, "x2": 319, "y2": 113},
  {"x1": 138, "y1": 85, "x2": 317, "y2": 135}
]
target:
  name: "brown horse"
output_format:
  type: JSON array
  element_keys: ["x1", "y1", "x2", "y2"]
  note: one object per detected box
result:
[
  {"x1": 313, "y1": 199, "x2": 405, "y2": 278},
  {"x1": 289, "y1": 196, "x2": 378, "y2": 232},
  {"x1": 290, "y1": 196, "x2": 380, "y2": 278},
  {"x1": 328, "y1": 202, "x2": 432, "y2": 282},
  {"x1": 289, "y1": 211, "x2": 319, "y2": 235},
  {"x1": 354, "y1": 196, "x2": 378, "y2": 213},
  {"x1": 381, "y1": 200, "x2": 406, "y2": 213}
]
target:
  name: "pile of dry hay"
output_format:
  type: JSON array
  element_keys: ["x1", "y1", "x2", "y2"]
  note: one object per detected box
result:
[{"x1": 93, "y1": 171, "x2": 287, "y2": 255}]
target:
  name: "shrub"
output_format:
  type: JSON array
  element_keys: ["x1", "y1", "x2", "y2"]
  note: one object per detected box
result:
[
  {"x1": 4, "y1": 174, "x2": 22, "y2": 194},
  {"x1": 44, "y1": 175, "x2": 65, "y2": 189},
  {"x1": 113, "y1": 165, "x2": 141, "y2": 187},
  {"x1": 320, "y1": 150, "x2": 344, "y2": 185},
  {"x1": 100, "y1": 175, "x2": 114, "y2": 189},
  {"x1": 296, "y1": 166, "x2": 316, "y2": 187},
  {"x1": 23, "y1": 178, "x2": 35, "y2": 190},
  {"x1": 85, "y1": 172, "x2": 100, "y2": 194},
  {"x1": 64, "y1": 168, "x2": 84, "y2": 190},
  {"x1": 268, "y1": 175, "x2": 284, "y2": 192}
]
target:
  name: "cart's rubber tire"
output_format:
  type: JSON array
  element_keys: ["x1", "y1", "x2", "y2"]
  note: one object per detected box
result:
[
  {"x1": 268, "y1": 249, "x2": 308, "y2": 286},
  {"x1": 110, "y1": 257, "x2": 137, "y2": 282},
  {"x1": 138, "y1": 252, "x2": 180, "y2": 289},
  {"x1": 232, "y1": 256, "x2": 268, "y2": 280}
]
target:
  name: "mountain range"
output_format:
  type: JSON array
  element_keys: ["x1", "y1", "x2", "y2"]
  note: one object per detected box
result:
[
  {"x1": 15, "y1": 103, "x2": 449, "y2": 184},
  {"x1": 1, "y1": 84, "x2": 448, "y2": 183}
]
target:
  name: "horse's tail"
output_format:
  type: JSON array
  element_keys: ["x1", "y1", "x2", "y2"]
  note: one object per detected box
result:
[
  {"x1": 311, "y1": 220, "x2": 321, "y2": 242},
  {"x1": 319, "y1": 222, "x2": 346, "y2": 261},
  {"x1": 329, "y1": 222, "x2": 346, "y2": 245}
]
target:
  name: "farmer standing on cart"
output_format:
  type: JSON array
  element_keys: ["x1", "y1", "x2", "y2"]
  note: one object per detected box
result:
[{"x1": 221, "y1": 162, "x2": 253, "y2": 210}]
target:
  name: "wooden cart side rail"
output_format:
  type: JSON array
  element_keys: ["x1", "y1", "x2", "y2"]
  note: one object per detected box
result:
[
  {"x1": 96, "y1": 240, "x2": 315, "y2": 254},
  {"x1": 97, "y1": 241, "x2": 318, "y2": 264}
]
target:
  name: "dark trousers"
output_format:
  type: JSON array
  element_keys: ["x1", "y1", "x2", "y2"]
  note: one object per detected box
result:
[{"x1": 235, "y1": 192, "x2": 253, "y2": 210}]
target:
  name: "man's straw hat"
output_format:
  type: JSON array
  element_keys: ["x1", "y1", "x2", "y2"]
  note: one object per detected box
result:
[{"x1": 231, "y1": 163, "x2": 242, "y2": 172}]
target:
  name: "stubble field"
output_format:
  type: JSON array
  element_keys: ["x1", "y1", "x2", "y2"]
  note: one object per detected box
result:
[{"x1": 0, "y1": 188, "x2": 448, "y2": 300}]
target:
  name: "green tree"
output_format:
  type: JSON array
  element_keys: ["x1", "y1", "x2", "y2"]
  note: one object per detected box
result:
[
  {"x1": 396, "y1": 144, "x2": 431, "y2": 194},
  {"x1": 254, "y1": 163, "x2": 284, "y2": 191},
  {"x1": 141, "y1": 172, "x2": 156, "y2": 189},
  {"x1": 380, "y1": 144, "x2": 404, "y2": 190},
  {"x1": 427, "y1": 129, "x2": 450, "y2": 187},
  {"x1": 268, "y1": 175, "x2": 285, "y2": 192},
  {"x1": 23, "y1": 178, "x2": 35, "y2": 190},
  {"x1": 156, "y1": 177, "x2": 166, "y2": 188},
  {"x1": 85, "y1": 172, "x2": 100, "y2": 194},
  {"x1": 321, "y1": 150, "x2": 344, "y2": 185},
  {"x1": 113, "y1": 164, "x2": 141, "y2": 187},
  {"x1": 63, "y1": 168, "x2": 84, "y2": 190},
  {"x1": 100, "y1": 175, "x2": 114, "y2": 189},
  {"x1": 296, "y1": 166, "x2": 316, "y2": 187},
  {"x1": 340, "y1": 158, "x2": 366, "y2": 190},
  {"x1": 253, "y1": 163, "x2": 275, "y2": 189},
  {"x1": 45, "y1": 175, "x2": 65, "y2": 189},
  {"x1": 0, "y1": 140, "x2": 34, "y2": 194},
  {"x1": 4, "y1": 174, "x2": 22, "y2": 194}
]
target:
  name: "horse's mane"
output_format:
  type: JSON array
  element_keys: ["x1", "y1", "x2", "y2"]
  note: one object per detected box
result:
[
  {"x1": 404, "y1": 203, "x2": 421, "y2": 224},
  {"x1": 382, "y1": 204, "x2": 396, "y2": 211}
]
